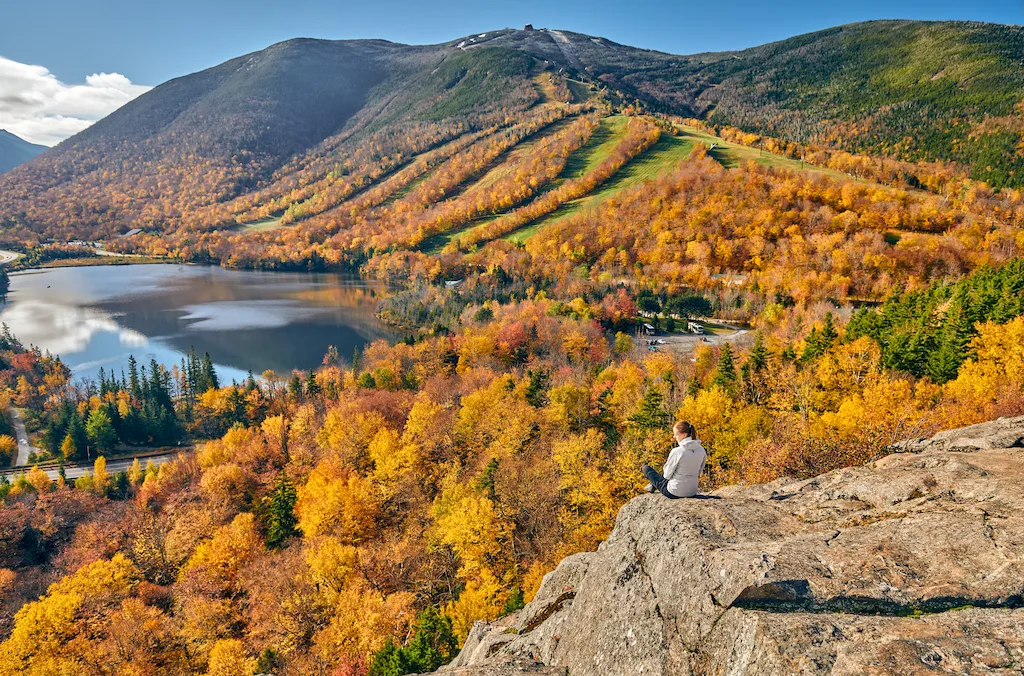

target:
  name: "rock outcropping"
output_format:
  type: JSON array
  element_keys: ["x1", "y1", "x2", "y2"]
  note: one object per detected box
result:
[{"x1": 438, "y1": 417, "x2": 1024, "y2": 675}]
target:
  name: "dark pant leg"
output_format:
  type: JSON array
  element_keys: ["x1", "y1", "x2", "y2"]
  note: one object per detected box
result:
[{"x1": 642, "y1": 464, "x2": 679, "y2": 499}]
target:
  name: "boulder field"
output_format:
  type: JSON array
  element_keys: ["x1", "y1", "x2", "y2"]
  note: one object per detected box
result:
[{"x1": 432, "y1": 416, "x2": 1024, "y2": 675}]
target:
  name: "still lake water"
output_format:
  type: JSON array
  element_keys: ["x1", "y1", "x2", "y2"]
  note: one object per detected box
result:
[{"x1": 0, "y1": 264, "x2": 395, "y2": 383}]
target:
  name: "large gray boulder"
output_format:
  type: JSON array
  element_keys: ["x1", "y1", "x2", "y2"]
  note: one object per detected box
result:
[{"x1": 436, "y1": 416, "x2": 1024, "y2": 675}]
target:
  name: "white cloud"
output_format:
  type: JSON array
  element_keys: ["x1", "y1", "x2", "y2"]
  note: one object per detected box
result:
[{"x1": 0, "y1": 57, "x2": 150, "y2": 146}]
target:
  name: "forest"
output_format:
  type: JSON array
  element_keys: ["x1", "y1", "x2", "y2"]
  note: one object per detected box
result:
[
  {"x1": 0, "y1": 250, "x2": 1023, "y2": 673},
  {"x1": 2, "y1": 19, "x2": 1024, "y2": 676}
]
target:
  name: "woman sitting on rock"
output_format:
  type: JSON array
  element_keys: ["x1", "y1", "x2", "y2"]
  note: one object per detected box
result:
[{"x1": 641, "y1": 421, "x2": 706, "y2": 498}]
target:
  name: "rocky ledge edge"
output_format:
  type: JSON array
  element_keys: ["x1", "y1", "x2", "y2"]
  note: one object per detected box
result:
[{"x1": 428, "y1": 416, "x2": 1024, "y2": 675}]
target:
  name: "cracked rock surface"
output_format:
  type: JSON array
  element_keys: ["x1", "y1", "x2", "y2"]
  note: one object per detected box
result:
[{"x1": 430, "y1": 416, "x2": 1024, "y2": 675}]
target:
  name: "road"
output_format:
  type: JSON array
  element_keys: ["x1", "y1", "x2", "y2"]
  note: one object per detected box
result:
[
  {"x1": 8, "y1": 407, "x2": 37, "y2": 466},
  {"x1": 0, "y1": 250, "x2": 21, "y2": 266},
  {"x1": 1, "y1": 452, "x2": 180, "y2": 481}
]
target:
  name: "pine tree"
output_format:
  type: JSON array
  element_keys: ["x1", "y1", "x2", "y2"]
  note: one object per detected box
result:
[
  {"x1": 403, "y1": 608, "x2": 458, "y2": 672},
  {"x1": 524, "y1": 369, "x2": 550, "y2": 407},
  {"x1": 712, "y1": 343, "x2": 738, "y2": 392},
  {"x1": 474, "y1": 459, "x2": 499, "y2": 500},
  {"x1": 203, "y1": 353, "x2": 219, "y2": 390},
  {"x1": 748, "y1": 330, "x2": 768, "y2": 371},
  {"x1": 127, "y1": 356, "x2": 141, "y2": 401},
  {"x1": 368, "y1": 639, "x2": 411, "y2": 676},
  {"x1": 800, "y1": 327, "x2": 822, "y2": 362},
  {"x1": 305, "y1": 369, "x2": 321, "y2": 399},
  {"x1": 66, "y1": 414, "x2": 88, "y2": 459},
  {"x1": 289, "y1": 374, "x2": 303, "y2": 400},
  {"x1": 927, "y1": 299, "x2": 974, "y2": 384},
  {"x1": 628, "y1": 387, "x2": 671, "y2": 429},
  {"x1": 264, "y1": 474, "x2": 298, "y2": 549},
  {"x1": 820, "y1": 312, "x2": 839, "y2": 350},
  {"x1": 367, "y1": 608, "x2": 457, "y2": 676}
]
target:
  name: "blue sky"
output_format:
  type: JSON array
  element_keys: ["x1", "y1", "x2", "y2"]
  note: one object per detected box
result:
[
  {"x1": 1, "y1": 0, "x2": 1021, "y2": 145},
  {"x1": 7, "y1": 0, "x2": 1023, "y2": 84}
]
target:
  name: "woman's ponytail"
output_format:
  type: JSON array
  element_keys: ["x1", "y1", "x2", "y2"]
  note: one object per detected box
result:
[{"x1": 673, "y1": 421, "x2": 696, "y2": 440}]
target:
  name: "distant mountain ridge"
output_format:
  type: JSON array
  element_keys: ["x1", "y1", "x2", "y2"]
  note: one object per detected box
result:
[
  {"x1": 3, "y1": 19, "x2": 1024, "y2": 238},
  {"x1": 0, "y1": 130, "x2": 46, "y2": 174}
]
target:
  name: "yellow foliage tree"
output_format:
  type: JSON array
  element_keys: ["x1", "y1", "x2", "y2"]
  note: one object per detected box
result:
[
  {"x1": 183, "y1": 513, "x2": 263, "y2": 591},
  {"x1": 550, "y1": 429, "x2": 618, "y2": 553},
  {"x1": 25, "y1": 466, "x2": 51, "y2": 494},
  {"x1": 444, "y1": 567, "x2": 506, "y2": 642},
  {"x1": 310, "y1": 580, "x2": 414, "y2": 665},
  {"x1": 946, "y1": 316, "x2": 1024, "y2": 419},
  {"x1": 93, "y1": 455, "x2": 108, "y2": 496},
  {"x1": 205, "y1": 639, "x2": 255, "y2": 676},
  {"x1": 433, "y1": 481, "x2": 512, "y2": 580},
  {"x1": 60, "y1": 434, "x2": 76, "y2": 459},
  {"x1": 0, "y1": 554, "x2": 139, "y2": 673},
  {"x1": 199, "y1": 463, "x2": 252, "y2": 508},
  {"x1": 0, "y1": 435, "x2": 16, "y2": 464},
  {"x1": 127, "y1": 458, "x2": 143, "y2": 486},
  {"x1": 367, "y1": 427, "x2": 417, "y2": 499},
  {"x1": 295, "y1": 463, "x2": 379, "y2": 542}
]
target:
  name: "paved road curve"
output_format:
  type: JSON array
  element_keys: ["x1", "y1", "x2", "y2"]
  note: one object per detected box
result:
[{"x1": 8, "y1": 407, "x2": 37, "y2": 466}]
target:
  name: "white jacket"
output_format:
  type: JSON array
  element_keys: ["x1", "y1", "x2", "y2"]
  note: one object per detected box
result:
[{"x1": 661, "y1": 437, "x2": 706, "y2": 497}]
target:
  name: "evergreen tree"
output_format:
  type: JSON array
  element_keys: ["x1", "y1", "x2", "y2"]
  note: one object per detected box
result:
[
  {"x1": 66, "y1": 414, "x2": 88, "y2": 459},
  {"x1": 264, "y1": 474, "x2": 298, "y2": 549},
  {"x1": 712, "y1": 343, "x2": 738, "y2": 392},
  {"x1": 289, "y1": 374, "x2": 303, "y2": 400},
  {"x1": 928, "y1": 301, "x2": 974, "y2": 384},
  {"x1": 86, "y1": 408, "x2": 118, "y2": 454},
  {"x1": 628, "y1": 387, "x2": 671, "y2": 429},
  {"x1": 368, "y1": 640, "x2": 411, "y2": 676},
  {"x1": 474, "y1": 459, "x2": 499, "y2": 500},
  {"x1": 305, "y1": 369, "x2": 321, "y2": 399},
  {"x1": 800, "y1": 327, "x2": 821, "y2": 362},
  {"x1": 110, "y1": 471, "x2": 130, "y2": 499},
  {"x1": 367, "y1": 608, "x2": 457, "y2": 676},
  {"x1": 820, "y1": 312, "x2": 839, "y2": 350},
  {"x1": 255, "y1": 649, "x2": 281, "y2": 674},
  {"x1": 591, "y1": 388, "x2": 620, "y2": 447},
  {"x1": 127, "y1": 356, "x2": 141, "y2": 400},
  {"x1": 403, "y1": 608, "x2": 458, "y2": 672},
  {"x1": 524, "y1": 369, "x2": 550, "y2": 407},
  {"x1": 748, "y1": 330, "x2": 769, "y2": 371},
  {"x1": 202, "y1": 352, "x2": 219, "y2": 390}
]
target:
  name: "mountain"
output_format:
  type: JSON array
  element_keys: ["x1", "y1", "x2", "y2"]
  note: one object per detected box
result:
[
  {"x1": 441, "y1": 415, "x2": 1024, "y2": 675},
  {"x1": 2, "y1": 20, "x2": 1024, "y2": 240},
  {"x1": 0, "y1": 130, "x2": 45, "y2": 174}
]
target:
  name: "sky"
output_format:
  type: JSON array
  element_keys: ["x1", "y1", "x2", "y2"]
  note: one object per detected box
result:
[{"x1": 2, "y1": 0, "x2": 1021, "y2": 146}]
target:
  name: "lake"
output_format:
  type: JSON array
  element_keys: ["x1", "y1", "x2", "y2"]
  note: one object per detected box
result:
[{"x1": 0, "y1": 264, "x2": 396, "y2": 383}]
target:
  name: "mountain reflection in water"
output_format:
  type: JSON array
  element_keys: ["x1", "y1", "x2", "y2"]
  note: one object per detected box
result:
[{"x1": 0, "y1": 264, "x2": 394, "y2": 382}]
